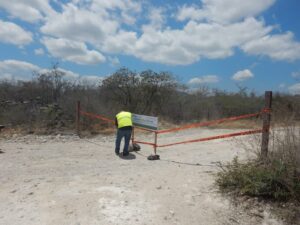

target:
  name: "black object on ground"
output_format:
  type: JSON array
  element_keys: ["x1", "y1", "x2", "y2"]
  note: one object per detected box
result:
[
  {"x1": 147, "y1": 154, "x2": 160, "y2": 160},
  {"x1": 129, "y1": 143, "x2": 141, "y2": 152}
]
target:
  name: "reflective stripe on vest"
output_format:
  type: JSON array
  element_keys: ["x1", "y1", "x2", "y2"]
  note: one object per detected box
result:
[{"x1": 116, "y1": 111, "x2": 132, "y2": 128}]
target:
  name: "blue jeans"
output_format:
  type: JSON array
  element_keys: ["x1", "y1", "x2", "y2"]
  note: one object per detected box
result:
[{"x1": 115, "y1": 129, "x2": 132, "y2": 155}]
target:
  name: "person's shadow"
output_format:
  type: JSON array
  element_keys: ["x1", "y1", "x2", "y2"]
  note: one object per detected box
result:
[{"x1": 119, "y1": 153, "x2": 136, "y2": 160}]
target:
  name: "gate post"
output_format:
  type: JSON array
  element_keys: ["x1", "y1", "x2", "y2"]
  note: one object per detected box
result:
[
  {"x1": 76, "y1": 101, "x2": 81, "y2": 136},
  {"x1": 154, "y1": 132, "x2": 158, "y2": 155},
  {"x1": 261, "y1": 91, "x2": 272, "y2": 159}
]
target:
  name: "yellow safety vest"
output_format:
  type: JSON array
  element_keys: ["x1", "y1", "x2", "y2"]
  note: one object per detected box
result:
[{"x1": 116, "y1": 111, "x2": 132, "y2": 128}]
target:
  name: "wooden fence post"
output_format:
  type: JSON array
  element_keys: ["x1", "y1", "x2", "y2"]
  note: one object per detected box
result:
[
  {"x1": 261, "y1": 91, "x2": 272, "y2": 159},
  {"x1": 154, "y1": 132, "x2": 158, "y2": 155},
  {"x1": 76, "y1": 101, "x2": 81, "y2": 136}
]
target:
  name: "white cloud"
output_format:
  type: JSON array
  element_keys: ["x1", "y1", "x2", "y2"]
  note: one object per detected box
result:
[
  {"x1": 147, "y1": 7, "x2": 166, "y2": 30},
  {"x1": 0, "y1": 60, "x2": 40, "y2": 80},
  {"x1": 0, "y1": 59, "x2": 104, "y2": 85},
  {"x1": 242, "y1": 32, "x2": 300, "y2": 61},
  {"x1": 0, "y1": 0, "x2": 54, "y2": 23},
  {"x1": 130, "y1": 18, "x2": 271, "y2": 65},
  {"x1": 291, "y1": 71, "x2": 300, "y2": 78},
  {"x1": 42, "y1": 37, "x2": 106, "y2": 65},
  {"x1": 101, "y1": 30, "x2": 137, "y2": 54},
  {"x1": 34, "y1": 48, "x2": 45, "y2": 55},
  {"x1": 40, "y1": 2, "x2": 142, "y2": 61},
  {"x1": 279, "y1": 83, "x2": 286, "y2": 89},
  {"x1": 108, "y1": 57, "x2": 120, "y2": 67},
  {"x1": 38, "y1": 0, "x2": 300, "y2": 66},
  {"x1": 1, "y1": 0, "x2": 300, "y2": 67},
  {"x1": 89, "y1": 0, "x2": 141, "y2": 12},
  {"x1": 90, "y1": 0, "x2": 142, "y2": 25},
  {"x1": 38, "y1": 67, "x2": 79, "y2": 80},
  {"x1": 39, "y1": 68, "x2": 103, "y2": 86},
  {"x1": 288, "y1": 83, "x2": 300, "y2": 95},
  {"x1": 0, "y1": 20, "x2": 32, "y2": 46},
  {"x1": 41, "y1": 3, "x2": 119, "y2": 45},
  {"x1": 177, "y1": 0, "x2": 276, "y2": 24},
  {"x1": 232, "y1": 69, "x2": 254, "y2": 81},
  {"x1": 177, "y1": 5, "x2": 204, "y2": 22},
  {"x1": 79, "y1": 75, "x2": 104, "y2": 87},
  {"x1": 188, "y1": 75, "x2": 220, "y2": 85}
]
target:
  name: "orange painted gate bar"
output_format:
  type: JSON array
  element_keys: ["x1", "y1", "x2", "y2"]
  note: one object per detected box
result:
[{"x1": 76, "y1": 91, "x2": 272, "y2": 158}]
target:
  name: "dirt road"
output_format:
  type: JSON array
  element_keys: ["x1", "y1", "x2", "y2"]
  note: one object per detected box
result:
[{"x1": 0, "y1": 129, "x2": 282, "y2": 225}]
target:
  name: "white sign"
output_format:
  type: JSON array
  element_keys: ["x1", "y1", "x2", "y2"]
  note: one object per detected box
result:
[{"x1": 132, "y1": 114, "x2": 158, "y2": 130}]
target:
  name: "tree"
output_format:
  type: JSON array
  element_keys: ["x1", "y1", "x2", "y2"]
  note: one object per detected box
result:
[
  {"x1": 33, "y1": 63, "x2": 68, "y2": 104},
  {"x1": 100, "y1": 68, "x2": 178, "y2": 115}
]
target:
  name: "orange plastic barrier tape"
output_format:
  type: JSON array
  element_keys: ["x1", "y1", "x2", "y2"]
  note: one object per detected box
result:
[
  {"x1": 157, "y1": 112, "x2": 262, "y2": 134},
  {"x1": 262, "y1": 108, "x2": 272, "y2": 113},
  {"x1": 133, "y1": 140, "x2": 156, "y2": 146},
  {"x1": 80, "y1": 111, "x2": 114, "y2": 123},
  {"x1": 157, "y1": 129, "x2": 263, "y2": 148},
  {"x1": 81, "y1": 111, "x2": 158, "y2": 132}
]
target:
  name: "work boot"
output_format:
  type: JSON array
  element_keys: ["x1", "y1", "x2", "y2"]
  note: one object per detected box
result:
[{"x1": 122, "y1": 152, "x2": 129, "y2": 156}]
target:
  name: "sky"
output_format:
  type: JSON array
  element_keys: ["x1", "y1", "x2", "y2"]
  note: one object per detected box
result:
[{"x1": 0, "y1": 0, "x2": 300, "y2": 94}]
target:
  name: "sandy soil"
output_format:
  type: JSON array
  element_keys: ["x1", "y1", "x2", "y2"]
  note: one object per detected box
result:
[{"x1": 0, "y1": 128, "x2": 283, "y2": 225}]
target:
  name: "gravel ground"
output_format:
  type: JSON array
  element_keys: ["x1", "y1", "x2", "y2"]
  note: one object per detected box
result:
[{"x1": 0, "y1": 128, "x2": 283, "y2": 225}]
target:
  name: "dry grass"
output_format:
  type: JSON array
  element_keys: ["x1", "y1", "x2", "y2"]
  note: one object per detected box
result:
[
  {"x1": 216, "y1": 118, "x2": 300, "y2": 224},
  {"x1": 158, "y1": 118, "x2": 261, "y2": 130},
  {"x1": 210, "y1": 119, "x2": 261, "y2": 129}
]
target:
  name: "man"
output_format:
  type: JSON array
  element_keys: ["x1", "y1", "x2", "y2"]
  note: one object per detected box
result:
[{"x1": 115, "y1": 110, "x2": 133, "y2": 156}]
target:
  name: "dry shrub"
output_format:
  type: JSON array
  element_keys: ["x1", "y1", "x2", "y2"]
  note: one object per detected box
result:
[
  {"x1": 217, "y1": 118, "x2": 300, "y2": 202},
  {"x1": 210, "y1": 119, "x2": 261, "y2": 129}
]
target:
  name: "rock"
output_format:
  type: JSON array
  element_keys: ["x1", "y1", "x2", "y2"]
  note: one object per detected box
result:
[
  {"x1": 169, "y1": 210, "x2": 175, "y2": 216},
  {"x1": 229, "y1": 217, "x2": 239, "y2": 224}
]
